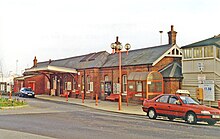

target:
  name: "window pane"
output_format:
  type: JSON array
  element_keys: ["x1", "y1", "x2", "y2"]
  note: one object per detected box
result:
[
  {"x1": 204, "y1": 46, "x2": 213, "y2": 57},
  {"x1": 148, "y1": 72, "x2": 162, "y2": 81},
  {"x1": 184, "y1": 48, "x2": 192, "y2": 59},
  {"x1": 104, "y1": 76, "x2": 109, "y2": 81},
  {"x1": 193, "y1": 47, "x2": 202, "y2": 58},
  {"x1": 156, "y1": 95, "x2": 169, "y2": 103},
  {"x1": 169, "y1": 96, "x2": 178, "y2": 104},
  {"x1": 122, "y1": 75, "x2": 127, "y2": 93},
  {"x1": 217, "y1": 48, "x2": 220, "y2": 59},
  {"x1": 136, "y1": 81, "x2": 142, "y2": 92},
  {"x1": 148, "y1": 82, "x2": 162, "y2": 92}
]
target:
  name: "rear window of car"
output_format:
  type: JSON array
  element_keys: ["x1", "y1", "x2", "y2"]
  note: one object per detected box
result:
[{"x1": 156, "y1": 95, "x2": 169, "y2": 103}]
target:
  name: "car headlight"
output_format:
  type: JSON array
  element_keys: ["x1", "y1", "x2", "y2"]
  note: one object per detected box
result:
[{"x1": 201, "y1": 111, "x2": 211, "y2": 115}]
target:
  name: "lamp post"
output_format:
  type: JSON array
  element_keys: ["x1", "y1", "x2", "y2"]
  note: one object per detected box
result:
[
  {"x1": 159, "y1": 31, "x2": 163, "y2": 44},
  {"x1": 110, "y1": 36, "x2": 131, "y2": 110}
]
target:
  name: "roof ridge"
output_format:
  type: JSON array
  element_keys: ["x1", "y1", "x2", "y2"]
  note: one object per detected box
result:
[
  {"x1": 119, "y1": 44, "x2": 172, "y2": 54},
  {"x1": 182, "y1": 35, "x2": 220, "y2": 48},
  {"x1": 38, "y1": 51, "x2": 108, "y2": 63},
  {"x1": 214, "y1": 34, "x2": 220, "y2": 38}
]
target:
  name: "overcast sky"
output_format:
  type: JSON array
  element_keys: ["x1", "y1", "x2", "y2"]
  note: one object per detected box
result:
[{"x1": 0, "y1": 0, "x2": 220, "y2": 76}]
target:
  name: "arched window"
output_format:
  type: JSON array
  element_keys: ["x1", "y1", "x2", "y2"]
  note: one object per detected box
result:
[{"x1": 104, "y1": 75, "x2": 109, "y2": 81}]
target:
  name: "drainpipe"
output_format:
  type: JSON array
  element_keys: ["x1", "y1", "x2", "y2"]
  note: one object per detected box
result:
[{"x1": 83, "y1": 69, "x2": 86, "y2": 99}]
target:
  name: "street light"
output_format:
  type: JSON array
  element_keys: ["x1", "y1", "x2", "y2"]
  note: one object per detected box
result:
[{"x1": 110, "y1": 36, "x2": 131, "y2": 110}]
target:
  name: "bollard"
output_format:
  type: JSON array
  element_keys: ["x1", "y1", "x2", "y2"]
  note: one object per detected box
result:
[
  {"x1": 66, "y1": 92, "x2": 68, "y2": 102},
  {"x1": 118, "y1": 95, "x2": 122, "y2": 110},
  {"x1": 95, "y1": 93, "x2": 98, "y2": 106},
  {"x1": 82, "y1": 91, "x2": 84, "y2": 103},
  {"x1": 9, "y1": 91, "x2": 12, "y2": 100},
  {"x1": 126, "y1": 95, "x2": 128, "y2": 106}
]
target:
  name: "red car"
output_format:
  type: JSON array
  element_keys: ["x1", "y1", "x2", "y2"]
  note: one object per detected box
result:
[{"x1": 142, "y1": 94, "x2": 220, "y2": 125}]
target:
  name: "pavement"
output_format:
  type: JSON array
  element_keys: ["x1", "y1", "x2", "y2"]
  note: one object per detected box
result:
[
  {"x1": 35, "y1": 95, "x2": 146, "y2": 116},
  {"x1": 0, "y1": 129, "x2": 55, "y2": 139}
]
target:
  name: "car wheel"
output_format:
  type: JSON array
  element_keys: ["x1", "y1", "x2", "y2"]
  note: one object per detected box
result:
[
  {"x1": 168, "y1": 116, "x2": 174, "y2": 121},
  {"x1": 148, "y1": 108, "x2": 157, "y2": 119},
  {"x1": 186, "y1": 112, "x2": 197, "y2": 124},
  {"x1": 207, "y1": 120, "x2": 216, "y2": 125}
]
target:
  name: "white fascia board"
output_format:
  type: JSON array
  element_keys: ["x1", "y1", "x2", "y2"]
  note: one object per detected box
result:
[
  {"x1": 47, "y1": 65, "x2": 77, "y2": 73},
  {"x1": 25, "y1": 66, "x2": 77, "y2": 74}
]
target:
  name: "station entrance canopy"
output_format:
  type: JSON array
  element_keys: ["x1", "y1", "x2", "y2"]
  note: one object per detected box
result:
[{"x1": 127, "y1": 71, "x2": 164, "y2": 100}]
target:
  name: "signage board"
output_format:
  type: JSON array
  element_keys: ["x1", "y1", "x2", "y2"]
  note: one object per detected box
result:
[{"x1": 198, "y1": 80, "x2": 215, "y2": 101}]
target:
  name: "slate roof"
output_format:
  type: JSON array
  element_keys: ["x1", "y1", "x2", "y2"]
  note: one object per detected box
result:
[
  {"x1": 181, "y1": 34, "x2": 220, "y2": 48},
  {"x1": 159, "y1": 62, "x2": 182, "y2": 78},
  {"x1": 102, "y1": 44, "x2": 172, "y2": 67},
  {"x1": 29, "y1": 44, "x2": 172, "y2": 71},
  {"x1": 34, "y1": 51, "x2": 109, "y2": 70}
]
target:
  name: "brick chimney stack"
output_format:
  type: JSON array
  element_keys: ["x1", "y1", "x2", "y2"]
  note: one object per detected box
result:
[
  {"x1": 167, "y1": 25, "x2": 177, "y2": 45},
  {"x1": 33, "y1": 56, "x2": 37, "y2": 67}
]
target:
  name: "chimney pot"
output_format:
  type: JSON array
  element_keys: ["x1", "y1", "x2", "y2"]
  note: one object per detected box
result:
[
  {"x1": 168, "y1": 25, "x2": 177, "y2": 45},
  {"x1": 49, "y1": 59, "x2": 52, "y2": 64},
  {"x1": 33, "y1": 56, "x2": 37, "y2": 67}
]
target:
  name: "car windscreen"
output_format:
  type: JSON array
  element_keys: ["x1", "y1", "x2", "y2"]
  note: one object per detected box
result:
[
  {"x1": 180, "y1": 96, "x2": 199, "y2": 105},
  {"x1": 24, "y1": 88, "x2": 32, "y2": 91}
]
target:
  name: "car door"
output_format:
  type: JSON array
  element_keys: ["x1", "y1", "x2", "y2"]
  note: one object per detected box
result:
[
  {"x1": 154, "y1": 95, "x2": 169, "y2": 115},
  {"x1": 167, "y1": 95, "x2": 184, "y2": 117}
]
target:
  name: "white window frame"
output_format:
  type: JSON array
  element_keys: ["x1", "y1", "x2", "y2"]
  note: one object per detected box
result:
[
  {"x1": 122, "y1": 75, "x2": 127, "y2": 94},
  {"x1": 64, "y1": 82, "x2": 72, "y2": 90}
]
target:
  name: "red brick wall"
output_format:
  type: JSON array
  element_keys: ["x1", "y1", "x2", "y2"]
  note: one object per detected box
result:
[
  {"x1": 13, "y1": 80, "x2": 24, "y2": 93},
  {"x1": 152, "y1": 57, "x2": 175, "y2": 71},
  {"x1": 24, "y1": 75, "x2": 47, "y2": 95},
  {"x1": 164, "y1": 78, "x2": 182, "y2": 94},
  {"x1": 77, "y1": 68, "x2": 101, "y2": 99}
]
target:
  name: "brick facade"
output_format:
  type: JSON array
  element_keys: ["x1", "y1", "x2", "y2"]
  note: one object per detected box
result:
[{"x1": 14, "y1": 75, "x2": 49, "y2": 95}]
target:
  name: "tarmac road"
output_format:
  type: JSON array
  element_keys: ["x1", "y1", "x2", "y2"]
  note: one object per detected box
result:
[{"x1": 0, "y1": 97, "x2": 220, "y2": 139}]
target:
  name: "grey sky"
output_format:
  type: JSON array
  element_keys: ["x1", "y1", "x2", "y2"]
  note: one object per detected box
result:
[{"x1": 0, "y1": 0, "x2": 219, "y2": 76}]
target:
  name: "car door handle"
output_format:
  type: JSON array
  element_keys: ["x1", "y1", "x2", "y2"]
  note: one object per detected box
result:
[
  {"x1": 154, "y1": 104, "x2": 157, "y2": 106},
  {"x1": 168, "y1": 106, "x2": 171, "y2": 108}
]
